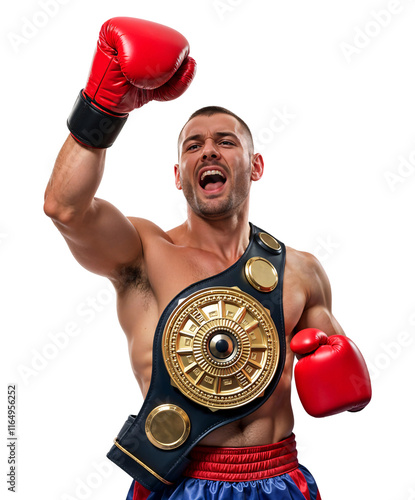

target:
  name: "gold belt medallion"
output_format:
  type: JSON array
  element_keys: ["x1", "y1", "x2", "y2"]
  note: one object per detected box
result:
[{"x1": 162, "y1": 287, "x2": 280, "y2": 409}]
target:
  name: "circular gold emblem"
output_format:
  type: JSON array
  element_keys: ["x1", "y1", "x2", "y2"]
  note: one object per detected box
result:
[
  {"x1": 162, "y1": 287, "x2": 280, "y2": 409},
  {"x1": 245, "y1": 257, "x2": 278, "y2": 292},
  {"x1": 145, "y1": 404, "x2": 191, "y2": 450},
  {"x1": 258, "y1": 233, "x2": 282, "y2": 253}
]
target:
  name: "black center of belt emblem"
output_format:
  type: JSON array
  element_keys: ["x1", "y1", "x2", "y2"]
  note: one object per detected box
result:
[{"x1": 208, "y1": 332, "x2": 236, "y2": 359}]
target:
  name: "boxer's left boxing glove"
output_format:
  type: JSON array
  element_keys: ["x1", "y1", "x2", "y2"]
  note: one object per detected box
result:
[
  {"x1": 290, "y1": 328, "x2": 372, "y2": 418},
  {"x1": 67, "y1": 17, "x2": 196, "y2": 148}
]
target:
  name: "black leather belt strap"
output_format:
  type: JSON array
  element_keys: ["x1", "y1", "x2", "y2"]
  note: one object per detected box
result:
[{"x1": 107, "y1": 224, "x2": 286, "y2": 491}]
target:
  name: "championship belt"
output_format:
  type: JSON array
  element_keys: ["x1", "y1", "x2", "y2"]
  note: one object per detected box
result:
[{"x1": 107, "y1": 224, "x2": 286, "y2": 491}]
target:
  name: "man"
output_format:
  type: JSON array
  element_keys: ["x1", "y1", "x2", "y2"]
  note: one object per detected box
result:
[{"x1": 44, "y1": 17, "x2": 371, "y2": 500}]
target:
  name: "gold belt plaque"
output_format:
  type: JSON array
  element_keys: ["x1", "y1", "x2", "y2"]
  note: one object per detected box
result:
[
  {"x1": 145, "y1": 404, "x2": 191, "y2": 450},
  {"x1": 162, "y1": 287, "x2": 280, "y2": 409}
]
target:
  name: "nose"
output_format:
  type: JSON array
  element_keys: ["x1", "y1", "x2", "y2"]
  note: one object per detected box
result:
[{"x1": 201, "y1": 139, "x2": 220, "y2": 161}]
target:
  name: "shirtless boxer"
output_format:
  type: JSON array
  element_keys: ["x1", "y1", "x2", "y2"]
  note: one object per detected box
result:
[{"x1": 44, "y1": 17, "x2": 371, "y2": 500}]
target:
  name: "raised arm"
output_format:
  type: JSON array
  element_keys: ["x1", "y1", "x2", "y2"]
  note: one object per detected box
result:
[
  {"x1": 44, "y1": 17, "x2": 196, "y2": 282},
  {"x1": 44, "y1": 136, "x2": 142, "y2": 281}
]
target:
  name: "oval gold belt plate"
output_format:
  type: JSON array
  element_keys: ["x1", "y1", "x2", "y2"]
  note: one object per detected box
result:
[{"x1": 162, "y1": 287, "x2": 280, "y2": 409}]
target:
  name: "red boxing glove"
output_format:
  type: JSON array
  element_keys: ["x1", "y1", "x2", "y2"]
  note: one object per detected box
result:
[
  {"x1": 67, "y1": 17, "x2": 196, "y2": 148},
  {"x1": 290, "y1": 328, "x2": 372, "y2": 418}
]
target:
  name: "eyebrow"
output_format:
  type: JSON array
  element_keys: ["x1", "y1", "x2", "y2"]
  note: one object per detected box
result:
[{"x1": 181, "y1": 131, "x2": 241, "y2": 149}]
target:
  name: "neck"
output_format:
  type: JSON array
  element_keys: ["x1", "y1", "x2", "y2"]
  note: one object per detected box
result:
[{"x1": 181, "y1": 209, "x2": 251, "y2": 264}]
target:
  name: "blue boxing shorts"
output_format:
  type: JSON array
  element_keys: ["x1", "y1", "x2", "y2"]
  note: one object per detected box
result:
[{"x1": 126, "y1": 434, "x2": 321, "y2": 500}]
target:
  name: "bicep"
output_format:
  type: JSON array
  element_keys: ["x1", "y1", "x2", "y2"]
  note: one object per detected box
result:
[
  {"x1": 53, "y1": 198, "x2": 143, "y2": 280},
  {"x1": 294, "y1": 253, "x2": 345, "y2": 337}
]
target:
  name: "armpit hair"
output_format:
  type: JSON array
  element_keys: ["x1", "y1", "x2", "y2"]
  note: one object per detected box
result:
[{"x1": 117, "y1": 263, "x2": 150, "y2": 293}]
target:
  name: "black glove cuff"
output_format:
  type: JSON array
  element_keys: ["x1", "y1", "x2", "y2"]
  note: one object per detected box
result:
[{"x1": 67, "y1": 90, "x2": 128, "y2": 148}]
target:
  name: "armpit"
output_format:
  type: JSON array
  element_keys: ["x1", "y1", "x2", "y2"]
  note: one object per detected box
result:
[{"x1": 116, "y1": 263, "x2": 151, "y2": 293}]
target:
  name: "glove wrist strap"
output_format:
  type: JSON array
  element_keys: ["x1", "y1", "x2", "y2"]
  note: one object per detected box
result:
[{"x1": 67, "y1": 90, "x2": 128, "y2": 148}]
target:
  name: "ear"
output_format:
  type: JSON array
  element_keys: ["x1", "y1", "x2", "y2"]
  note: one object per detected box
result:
[
  {"x1": 174, "y1": 164, "x2": 182, "y2": 190},
  {"x1": 251, "y1": 153, "x2": 264, "y2": 181}
]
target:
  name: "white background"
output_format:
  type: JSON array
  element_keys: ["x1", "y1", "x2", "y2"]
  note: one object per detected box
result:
[{"x1": 2, "y1": 0, "x2": 415, "y2": 499}]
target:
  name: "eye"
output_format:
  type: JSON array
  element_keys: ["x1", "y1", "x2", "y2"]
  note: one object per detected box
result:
[
  {"x1": 219, "y1": 140, "x2": 235, "y2": 146},
  {"x1": 187, "y1": 144, "x2": 200, "y2": 151}
]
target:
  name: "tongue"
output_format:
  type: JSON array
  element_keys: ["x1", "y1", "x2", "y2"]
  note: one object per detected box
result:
[{"x1": 204, "y1": 181, "x2": 224, "y2": 191}]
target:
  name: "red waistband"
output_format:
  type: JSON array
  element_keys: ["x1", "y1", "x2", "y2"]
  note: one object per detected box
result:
[{"x1": 183, "y1": 433, "x2": 299, "y2": 482}]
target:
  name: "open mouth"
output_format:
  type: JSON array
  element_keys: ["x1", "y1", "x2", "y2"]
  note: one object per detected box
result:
[{"x1": 199, "y1": 169, "x2": 227, "y2": 191}]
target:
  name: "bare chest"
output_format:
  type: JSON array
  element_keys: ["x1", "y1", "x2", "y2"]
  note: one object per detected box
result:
[
  {"x1": 148, "y1": 244, "x2": 306, "y2": 335},
  {"x1": 119, "y1": 244, "x2": 306, "y2": 392}
]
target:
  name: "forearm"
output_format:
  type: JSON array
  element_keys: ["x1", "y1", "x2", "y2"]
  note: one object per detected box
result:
[{"x1": 44, "y1": 135, "x2": 106, "y2": 222}]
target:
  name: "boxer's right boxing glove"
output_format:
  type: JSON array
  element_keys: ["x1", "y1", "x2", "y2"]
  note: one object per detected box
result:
[
  {"x1": 290, "y1": 329, "x2": 372, "y2": 417},
  {"x1": 67, "y1": 17, "x2": 196, "y2": 148}
]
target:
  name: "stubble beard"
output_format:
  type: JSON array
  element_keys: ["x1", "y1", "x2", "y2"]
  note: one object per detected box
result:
[{"x1": 180, "y1": 176, "x2": 250, "y2": 220}]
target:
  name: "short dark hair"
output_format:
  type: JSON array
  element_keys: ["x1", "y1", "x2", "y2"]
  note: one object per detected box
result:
[{"x1": 178, "y1": 106, "x2": 254, "y2": 153}]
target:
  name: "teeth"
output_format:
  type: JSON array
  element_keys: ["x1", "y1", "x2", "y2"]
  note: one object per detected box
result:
[{"x1": 201, "y1": 170, "x2": 225, "y2": 181}]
